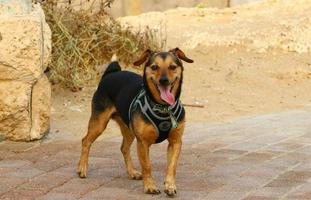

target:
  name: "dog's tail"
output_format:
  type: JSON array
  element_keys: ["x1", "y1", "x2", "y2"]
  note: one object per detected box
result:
[{"x1": 102, "y1": 54, "x2": 121, "y2": 77}]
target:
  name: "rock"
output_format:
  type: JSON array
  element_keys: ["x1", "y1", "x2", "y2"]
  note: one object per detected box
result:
[
  {"x1": 0, "y1": 81, "x2": 32, "y2": 141},
  {"x1": 230, "y1": 0, "x2": 263, "y2": 6},
  {"x1": 0, "y1": 0, "x2": 32, "y2": 15},
  {"x1": 0, "y1": 0, "x2": 51, "y2": 141},
  {"x1": 67, "y1": 0, "x2": 229, "y2": 18},
  {"x1": 30, "y1": 75, "x2": 51, "y2": 140},
  {"x1": 0, "y1": 4, "x2": 51, "y2": 83},
  {"x1": 118, "y1": 0, "x2": 311, "y2": 53}
]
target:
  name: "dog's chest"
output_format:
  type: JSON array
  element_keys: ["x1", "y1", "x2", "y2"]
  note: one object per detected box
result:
[{"x1": 129, "y1": 90, "x2": 185, "y2": 143}]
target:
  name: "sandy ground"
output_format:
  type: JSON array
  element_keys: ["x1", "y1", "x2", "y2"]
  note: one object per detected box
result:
[
  {"x1": 50, "y1": 0, "x2": 311, "y2": 140},
  {"x1": 50, "y1": 50, "x2": 311, "y2": 140}
]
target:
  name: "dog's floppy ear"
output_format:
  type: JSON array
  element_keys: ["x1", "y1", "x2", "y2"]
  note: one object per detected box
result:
[
  {"x1": 133, "y1": 49, "x2": 154, "y2": 66},
  {"x1": 170, "y1": 47, "x2": 194, "y2": 63}
]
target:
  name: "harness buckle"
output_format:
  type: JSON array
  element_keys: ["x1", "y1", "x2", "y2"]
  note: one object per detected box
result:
[{"x1": 153, "y1": 105, "x2": 178, "y2": 129}]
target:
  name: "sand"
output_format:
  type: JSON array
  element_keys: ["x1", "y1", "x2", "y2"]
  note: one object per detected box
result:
[{"x1": 50, "y1": 0, "x2": 311, "y2": 140}]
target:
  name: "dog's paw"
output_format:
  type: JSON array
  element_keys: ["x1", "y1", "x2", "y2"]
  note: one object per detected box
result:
[
  {"x1": 144, "y1": 187, "x2": 161, "y2": 195},
  {"x1": 144, "y1": 181, "x2": 161, "y2": 195},
  {"x1": 128, "y1": 170, "x2": 142, "y2": 180},
  {"x1": 164, "y1": 182, "x2": 177, "y2": 197},
  {"x1": 77, "y1": 162, "x2": 88, "y2": 178}
]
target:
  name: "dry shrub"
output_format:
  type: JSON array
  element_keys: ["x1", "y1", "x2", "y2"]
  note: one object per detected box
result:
[{"x1": 39, "y1": 0, "x2": 161, "y2": 90}]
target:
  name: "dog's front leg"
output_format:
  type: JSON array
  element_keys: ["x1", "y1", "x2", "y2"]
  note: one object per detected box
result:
[
  {"x1": 137, "y1": 141, "x2": 161, "y2": 194},
  {"x1": 164, "y1": 122, "x2": 185, "y2": 197}
]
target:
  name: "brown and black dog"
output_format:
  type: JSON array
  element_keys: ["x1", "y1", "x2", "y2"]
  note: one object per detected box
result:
[{"x1": 77, "y1": 48, "x2": 193, "y2": 197}]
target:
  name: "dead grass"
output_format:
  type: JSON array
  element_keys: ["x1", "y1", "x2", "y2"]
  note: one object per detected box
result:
[{"x1": 38, "y1": 0, "x2": 162, "y2": 91}]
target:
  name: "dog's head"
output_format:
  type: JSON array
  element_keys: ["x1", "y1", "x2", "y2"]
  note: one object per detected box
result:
[{"x1": 133, "y1": 48, "x2": 193, "y2": 105}]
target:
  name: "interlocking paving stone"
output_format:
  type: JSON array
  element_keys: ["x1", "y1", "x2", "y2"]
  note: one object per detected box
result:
[
  {"x1": 0, "y1": 160, "x2": 32, "y2": 168},
  {"x1": 250, "y1": 186, "x2": 290, "y2": 197},
  {"x1": 0, "y1": 109, "x2": 311, "y2": 199},
  {"x1": 36, "y1": 193, "x2": 77, "y2": 200},
  {"x1": 242, "y1": 196, "x2": 276, "y2": 200},
  {"x1": 1, "y1": 167, "x2": 45, "y2": 179},
  {"x1": 265, "y1": 179, "x2": 305, "y2": 188}
]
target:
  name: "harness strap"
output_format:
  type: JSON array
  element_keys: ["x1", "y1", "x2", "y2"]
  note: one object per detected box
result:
[{"x1": 129, "y1": 89, "x2": 184, "y2": 143}]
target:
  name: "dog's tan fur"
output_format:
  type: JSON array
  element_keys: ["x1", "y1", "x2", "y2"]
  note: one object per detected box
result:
[{"x1": 144, "y1": 55, "x2": 182, "y2": 105}]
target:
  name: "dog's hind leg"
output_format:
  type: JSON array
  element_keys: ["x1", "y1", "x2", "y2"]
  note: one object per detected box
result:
[
  {"x1": 77, "y1": 107, "x2": 115, "y2": 178},
  {"x1": 114, "y1": 116, "x2": 142, "y2": 180}
]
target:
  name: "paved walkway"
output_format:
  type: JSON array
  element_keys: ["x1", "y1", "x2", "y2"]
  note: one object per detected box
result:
[{"x1": 1, "y1": 109, "x2": 311, "y2": 200}]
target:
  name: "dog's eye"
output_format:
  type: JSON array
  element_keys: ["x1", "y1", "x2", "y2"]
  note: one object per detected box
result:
[
  {"x1": 169, "y1": 65, "x2": 177, "y2": 70},
  {"x1": 150, "y1": 65, "x2": 159, "y2": 71}
]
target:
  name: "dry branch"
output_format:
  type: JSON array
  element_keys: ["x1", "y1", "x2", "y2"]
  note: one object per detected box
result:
[{"x1": 37, "y1": 0, "x2": 161, "y2": 89}]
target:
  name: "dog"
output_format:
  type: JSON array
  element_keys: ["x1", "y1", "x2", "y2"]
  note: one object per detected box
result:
[{"x1": 77, "y1": 48, "x2": 193, "y2": 197}]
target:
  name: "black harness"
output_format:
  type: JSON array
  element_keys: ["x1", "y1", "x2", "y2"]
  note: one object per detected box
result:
[{"x1": 129, "y1": 89, "x2": 185, "y2": 143}]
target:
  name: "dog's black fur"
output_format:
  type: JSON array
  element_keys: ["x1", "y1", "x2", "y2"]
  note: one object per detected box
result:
[
  {"x1": 93, "y1": 57, "x2": 183, "y2": 130},
  {"x1": 93, "y1": 61, "x2": 143, "y2": 126}
]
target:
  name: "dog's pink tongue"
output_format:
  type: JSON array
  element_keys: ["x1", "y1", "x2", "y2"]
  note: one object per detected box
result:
[{"x1": 159, "y1": 86, "x2": 175, "y2": 105}]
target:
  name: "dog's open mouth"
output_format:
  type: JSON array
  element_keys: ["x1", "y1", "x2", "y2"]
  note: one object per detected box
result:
[
  {"x1": 158, "y1": 85, "x2": 174, "y2": 105},
  {"x1": 153, "y1": 78, "x2": 177, "y2": 106}
]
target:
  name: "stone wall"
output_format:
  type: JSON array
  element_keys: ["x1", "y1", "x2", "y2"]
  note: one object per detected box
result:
[
  {"x1": 116, "y1": 0, "x2": 229, "y2": 16},
  {"x1": 108, "y1": 0, "x2": 262, "y2": 17},
  {"x1": 0, "y1": 0, "x2": 51, "y2": 141},
  {"x1": 67, "y1": 0, "x2": 264, "y2": 17},
  {"x1": 118, "y1": 0, "x2": 311, "y2": 53},
  {"x1": 66, "y1": 0, "x2": 230, "y2": 18},
  {"x1": 230, "y1": 0, "x2": 263, "y2": 6}
]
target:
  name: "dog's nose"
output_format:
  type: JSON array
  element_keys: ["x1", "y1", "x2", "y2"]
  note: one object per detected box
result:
[{"x1": 159, "y1": 76, "x2": 169, "y2": 85}]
